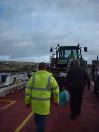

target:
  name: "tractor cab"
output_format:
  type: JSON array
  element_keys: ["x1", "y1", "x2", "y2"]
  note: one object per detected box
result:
[{"x1": 50, "y1": 44, "x2": 87, "y2": 89}]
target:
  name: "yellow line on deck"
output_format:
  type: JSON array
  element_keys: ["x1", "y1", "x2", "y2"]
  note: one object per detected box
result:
[
  {"x1": 0, "y1": 99, "x2": 13, "y2": 102},
  {"x1": 14, "y1": 112, "x2": 33, "y2": 132},
  {"x1": 0, "y1": 100, "x2": 16, "y2": 110},
  {"x1": 4, "y1": 101, "x2": 16, "y2": 110}
]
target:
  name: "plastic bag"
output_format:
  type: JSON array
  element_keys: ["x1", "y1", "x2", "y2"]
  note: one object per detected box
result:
[{"x1": 59, "y1": 90, "x2": 70, "y2": 106}]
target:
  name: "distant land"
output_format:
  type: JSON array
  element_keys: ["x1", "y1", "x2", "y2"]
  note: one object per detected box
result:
[{"x1": 0, "y1": 61, "x2": 38, "y2": 72}]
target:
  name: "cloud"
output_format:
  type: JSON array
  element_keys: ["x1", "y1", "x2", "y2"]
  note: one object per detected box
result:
[{"x1": 0, "y1": 0, "x2": 99, "y2": 63}]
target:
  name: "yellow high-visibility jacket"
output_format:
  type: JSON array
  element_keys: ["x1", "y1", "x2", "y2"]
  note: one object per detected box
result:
[{"x1": 25, "y1": 70, "x2": 59, "y2": 115}]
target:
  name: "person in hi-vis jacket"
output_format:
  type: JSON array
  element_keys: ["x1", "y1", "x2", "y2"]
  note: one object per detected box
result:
[{"x1": 25, "y1": 62, "x2": 59, "y2": 132}]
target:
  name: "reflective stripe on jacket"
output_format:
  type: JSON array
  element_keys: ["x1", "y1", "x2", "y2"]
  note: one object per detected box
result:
[{"x1": 25, "y1": 70, "x2": 59, "y2": 115}]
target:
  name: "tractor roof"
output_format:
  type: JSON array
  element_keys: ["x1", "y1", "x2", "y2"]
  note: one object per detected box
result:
[{"x1": 59, "y1": 46, "x2": 80, "y2": 50}]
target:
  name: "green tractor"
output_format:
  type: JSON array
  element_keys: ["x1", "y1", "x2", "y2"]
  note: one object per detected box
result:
[{"x1": 49, "y1": 44, "x2": 87, "y2": 89}]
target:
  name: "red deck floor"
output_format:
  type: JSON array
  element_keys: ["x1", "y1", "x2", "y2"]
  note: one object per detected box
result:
[{"x1": 0, "y1": 88, "x2": 99, "y2": 132}]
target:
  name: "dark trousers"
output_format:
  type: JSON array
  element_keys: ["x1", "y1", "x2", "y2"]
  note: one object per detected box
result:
[
  {"x1": 70, "y1": 86, "x2": 84, "y2": 117},
  {"x1": 34, "y1": 114, "x2": 46, "y2": 132}
]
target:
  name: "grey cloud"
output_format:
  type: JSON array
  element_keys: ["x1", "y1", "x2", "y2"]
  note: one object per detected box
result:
[{"x1": 0, "y1": 0, "x2": 99, "y2": 63}]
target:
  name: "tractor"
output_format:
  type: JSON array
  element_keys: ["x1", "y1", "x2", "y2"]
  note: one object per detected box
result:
[{"x1": 49, "y1": 44, "x2": 88, "y2": 90}]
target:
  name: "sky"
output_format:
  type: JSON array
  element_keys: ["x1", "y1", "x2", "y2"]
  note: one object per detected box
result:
[{"x1": 0, "y1": 0, "x2": 99, "y2": 64}]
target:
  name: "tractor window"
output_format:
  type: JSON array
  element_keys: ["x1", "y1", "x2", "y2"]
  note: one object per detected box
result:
[
  {"x1": 65, "y1": 50, "x2": 71, "y2": 58},
  {"x1": 59, "y1": 50, "x2": 71, "y2": 59},
  {"x1": 59, "y1": 50, "x2": 66, "y2": 59},
  {"x1": 65, "y1": 50, "x2": 77, "y2": 59},
  {"x1": 59, "y1": 49, "x2": 78, "y2": 59}
]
